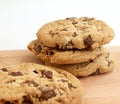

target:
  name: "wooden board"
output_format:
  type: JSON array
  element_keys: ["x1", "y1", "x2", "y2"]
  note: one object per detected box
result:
[{"x1": 0, "y1": 46, "x2": 120, "y2": 104}]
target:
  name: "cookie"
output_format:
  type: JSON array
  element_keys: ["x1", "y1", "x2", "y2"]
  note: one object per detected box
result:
[
  {"x1": 46, "y1": 52, "x2": 114, "y2": 77},
  {"x1": 37, "y1": 17, "x2": 114, "y2": 49},
  {"x1": 0, "y1": 63, "x2": 83, "y2": 104},
  {"x1": 28, "y1": 39, "x2": 104, "y2": 65}
]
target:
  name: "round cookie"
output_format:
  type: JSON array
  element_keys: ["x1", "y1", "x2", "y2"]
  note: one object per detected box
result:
[
  {"x1": 0, "y1": 63, "x2": 83, "y2": 104},
  {"x1": 28, "y1": 39, "x2": 104, "y2": 65},
  {"x1": 37, "y1": 17, "x2": 114, "y2": 49},
  {"x1": 46, "y1": 52, "x2": 114, "y2": 77}
]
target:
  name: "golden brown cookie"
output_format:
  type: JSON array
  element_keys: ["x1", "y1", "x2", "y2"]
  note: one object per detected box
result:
[
  {"x1": 28, "y1": 39, "x2": 104, "y2": 64},
  {"x1": 46, "y1": 51, "x2": 114, "y2": 77},
  {"x1": 0, "y1": 63, "x2": 83, "y2": 104},
  {"x1": 37, "y1": 17, "x2": 114, "y2": 49}
]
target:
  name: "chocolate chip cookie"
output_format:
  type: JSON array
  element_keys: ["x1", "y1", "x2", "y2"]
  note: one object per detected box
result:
[
  {"x1": 0, "y1": 63, "x2": 83, "y2": 104},
  {"x1": 46, "y1": 51, "x2": 114, "y2": 77},
  {"x1": 37, "y1": 17, "x2": 114, "y2": 49},
  {"x1": 28, "y1": 39, "x2": 104, "y2": 64}
]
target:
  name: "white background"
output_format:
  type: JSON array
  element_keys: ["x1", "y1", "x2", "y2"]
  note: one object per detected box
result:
[{"x1": 0, "y1": 0, "x2": 119, "y2": 50}]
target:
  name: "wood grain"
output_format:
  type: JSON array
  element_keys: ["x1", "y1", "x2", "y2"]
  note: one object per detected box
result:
[{"x1": 0, "y1": 46, "x2": 120, "y2": 104}]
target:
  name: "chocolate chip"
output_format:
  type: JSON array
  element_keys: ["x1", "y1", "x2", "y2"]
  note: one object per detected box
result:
[
  {"x1": 72, "y1": 32, "x2": 77, "y2": 37},
  {"x1": 22, "y1": 80, "x2": 38, "y2": 87},
  {"x1": 6, "y1": 79, "x2": 16, "y2": 83},
  {"x1": 49, "y1": 30, "x2": 53, "y2": 34},
  {"x1": 0, "y1": 68, "x2": 8, "y2": 72},
  {"x1": 49, "y1": 51, "x2": 54, "y2": 55},
  {"x1": 39, "y1": 88, "x2": 56, "y2": 101},
  {"x1": 49, "y1": 30, "x2": 58, "y2": 37},
  {"x1": 68, "y1": 40, "x2": 73, "y2": 45},
  {"x1": 89, "y1": 59, "x2": 94, "y2": 63},
  {"x1": 22, "y1": 95, "x2": 33, "y2": 104},
  {"x1": 91, "y1": 68, "x2": 100, "y2": 75},
  {"x1": 41, "y1": 70, "x2": 53, "y2": 79},
  {"x1": 108, "y1": 61, "x2": 111, "y2": 66},
  {"x1": 68, "y1": 83, "x2": 76, "y2": 89},
  {"x1": 56, "y1": 99, "x2": 64, "y2": 103},
  {"x1": 72, "y1": 21, "x2": 78, "y2": 24},
  {"x1": 49, "y1": 30, "x2": 54, "y2": 36},
  {"x1": 9, "y1": 72, "x2": 23, "y2": 76},
  {"x1": 34, "y1": 44, "x2": 42, "y2": 54},
  {"x1": 33, "y1": 70, "x2": 38, "y2": 74},
  {"x1": 62, "y1": 28, "x2": 68, "y2": 31},
  {"x1": 59, "y1": 79, "x2": 68, "y2": 82},
  {"x1": 84, "y1": 35, "x2": 95, "y2": 48}
]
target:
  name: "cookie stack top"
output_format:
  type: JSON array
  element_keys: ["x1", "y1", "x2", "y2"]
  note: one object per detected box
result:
[{"x1": 37, "y1": 17, "x2": 114, "y2": 50}]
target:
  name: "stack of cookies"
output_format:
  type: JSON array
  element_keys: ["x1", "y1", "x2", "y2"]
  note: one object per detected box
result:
[{"x1": 28, "y1": 17, "x2": 115, "y2": 77}]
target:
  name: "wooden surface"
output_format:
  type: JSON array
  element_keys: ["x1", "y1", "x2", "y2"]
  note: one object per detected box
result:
[{"x1": 0, "y1": 46, "x2": 120, "y2": 104}]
